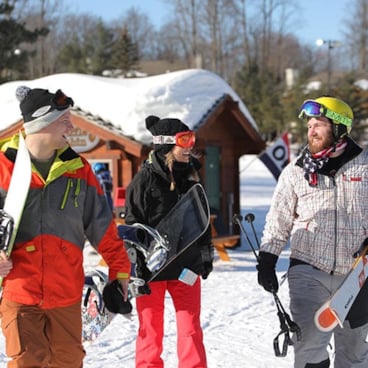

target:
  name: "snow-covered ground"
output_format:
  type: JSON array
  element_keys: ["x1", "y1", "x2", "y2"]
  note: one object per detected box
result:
[{"x1": 0, "y1": 156, "x2": 297, "y2": 367}]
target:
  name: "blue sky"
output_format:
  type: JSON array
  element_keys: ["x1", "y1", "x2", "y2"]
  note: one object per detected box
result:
[
  {"x1": 64, "y1": 0, "x2": 348, "y2": 47},
  {"x1": 63, "y1": 0, "x2": 170, "y2": 28},
  {"x1": 295, "y1": 0, "x2": 349, "y2": 45}
]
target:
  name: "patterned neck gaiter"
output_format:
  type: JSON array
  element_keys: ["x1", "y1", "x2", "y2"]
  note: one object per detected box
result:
[{"x1": 303, "y1": 139, "x2": 347, "y2": 186}]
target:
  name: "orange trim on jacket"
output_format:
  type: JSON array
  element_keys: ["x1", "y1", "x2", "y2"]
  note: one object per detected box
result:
[{"x1": 0, "y1": 134, "x2": 130, "y2": 308}]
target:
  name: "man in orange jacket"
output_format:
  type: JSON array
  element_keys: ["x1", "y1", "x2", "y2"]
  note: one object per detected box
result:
[{"x1": 0, "y1": 86, "x2": 130, "y2": 367}]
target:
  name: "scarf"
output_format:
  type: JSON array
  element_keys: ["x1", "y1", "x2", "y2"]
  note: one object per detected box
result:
[{"x1": 303, "y1": 139, "x2": 347, "y2": 186}]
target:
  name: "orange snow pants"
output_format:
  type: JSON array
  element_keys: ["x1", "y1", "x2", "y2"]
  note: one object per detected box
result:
[
  {"x1": 0, "y1": 298, "x2": 85, "y2": 367},
  {"x1": 135, "y1": 278, "x2": 207, "y2": 368}
]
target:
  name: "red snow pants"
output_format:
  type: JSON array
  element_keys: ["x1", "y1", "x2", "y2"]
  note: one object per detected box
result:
[{"x1": 135, "y1": 277, "x2": 207, "y2": 368}]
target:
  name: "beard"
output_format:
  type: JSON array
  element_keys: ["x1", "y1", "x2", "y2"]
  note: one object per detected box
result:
[{"x1": 308, "y1": 132, "x2": 335, "y2": 154}]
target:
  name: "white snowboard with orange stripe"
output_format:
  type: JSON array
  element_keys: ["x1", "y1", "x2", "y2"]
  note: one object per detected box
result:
[
  {"x1": 0, "y1": 132, "x2": 32, "y2": 288},
  {"x1": 314, "y1": 239, "x2": 368, "y2": 332}
]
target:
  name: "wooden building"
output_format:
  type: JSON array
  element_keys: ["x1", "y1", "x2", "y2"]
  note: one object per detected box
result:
[{"x1": 0, "y1": 71, "x2": 265, "y2": 235}]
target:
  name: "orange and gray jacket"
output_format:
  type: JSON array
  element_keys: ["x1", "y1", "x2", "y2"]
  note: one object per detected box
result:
[
  {"x1": 261, "y1": 137, "x2": 368, "y2": 275},
  {"x1": 0, "y1": 133, "x2": 130, "y2": 309}
]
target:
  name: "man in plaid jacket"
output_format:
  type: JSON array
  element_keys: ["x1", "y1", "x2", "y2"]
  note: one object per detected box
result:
[{"x1": 257, "y1": 96, "x2": 368, "y2": 368}]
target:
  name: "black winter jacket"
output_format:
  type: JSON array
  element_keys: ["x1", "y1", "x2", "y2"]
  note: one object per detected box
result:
[{"x1": 125, "y1": 151, "x2": 213, "y2": 281}]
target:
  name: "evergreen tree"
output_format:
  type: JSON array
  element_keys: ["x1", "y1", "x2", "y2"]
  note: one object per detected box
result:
[
  {"x1": 0, "y1": 2, "x2": 48, "y2": 81},
  {"x1": 84, "y1": 20, "x2": 115, "y2": 75},
  {"x1": 111, "y1": 27, "x2": 139, "y2": 76},
  {"x1": 56, "y1": 19, "x2": 114, "y2": 75},
  {"x1": 235, "y1": 62, "x2": 285, "y2": 140},
  {"x1": 332, "y1": 72, "x2": 368, "y2": 143},
  {"x1": 57, "y1": 36, "x2": 87, "y2": 73}
]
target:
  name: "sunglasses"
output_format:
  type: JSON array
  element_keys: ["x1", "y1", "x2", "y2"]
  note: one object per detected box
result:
[
  {"x1": 152, "y1": 130, "x2": 196, "y2": 148},
  {"x1": 298, "y1": 100, "x2": 352, "y2": 126},
  {"x1": 52, "y1": 89, "x2": 74, "y2": 110}
]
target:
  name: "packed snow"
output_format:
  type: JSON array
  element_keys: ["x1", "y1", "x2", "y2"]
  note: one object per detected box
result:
[{"x1": 0, "y1": 155, "x2": 299, "y2": 367}]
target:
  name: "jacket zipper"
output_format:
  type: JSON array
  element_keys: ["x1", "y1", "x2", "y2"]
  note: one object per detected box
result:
[
  {"x1": 73, "y1": 178, "x2": 81, "y2": 207},
  {"x1": 331, "y1": 176, "x2": 337, "y2": 274},
  {"x1": 60, "y1": 178, "x2": 81, "y2": 209},
  {"x1": 60, "y1": 178, "x2": 72, "y2": 209}
]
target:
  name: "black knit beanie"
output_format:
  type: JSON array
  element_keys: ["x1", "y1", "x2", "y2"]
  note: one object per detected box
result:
[
  {"x1": 16, "y1": 85, "x2": 74, "y2": 134},
  {"x1": 145, "y1": 115, "x2": 190, "y2": 154}
]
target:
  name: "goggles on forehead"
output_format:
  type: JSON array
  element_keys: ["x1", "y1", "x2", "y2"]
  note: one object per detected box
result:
[
  {"x1": 298, "y1": 100, "x2": 352, "y2": 126},
  {"x1": 152, "y1": 130, "x2": 196, "y2": 148},
  {"x1": 52, "y1": 89, "x2": 74, "y2": 110}
]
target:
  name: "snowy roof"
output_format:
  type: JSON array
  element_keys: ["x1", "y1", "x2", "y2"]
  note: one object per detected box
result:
[
  {"x1": 355, "y1": 79, "x2": 368, "y2": 90},
  {"x1": 305, "y1": 80, "x2": 322, "y2": 92},
  {"x1": 0, "y1": 69, "x2": 257, "y2": 145}
]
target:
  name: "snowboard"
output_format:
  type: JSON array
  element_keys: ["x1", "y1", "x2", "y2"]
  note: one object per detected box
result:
[
  {"x1": 0, "y1": 132, "x2": 32, "y2": 288},
  {"x1": 314, "y1": 238, "x2": 368, "y2": 332},
  {"x1": 81, "y1": 269, "x2": 115, "y2": 342},
  {"x1": 118, "y1": 183, "x2": 210, "y2": 297}
]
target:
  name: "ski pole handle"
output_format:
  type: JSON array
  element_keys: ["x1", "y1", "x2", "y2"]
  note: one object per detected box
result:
[
  {"x1": 233, "y1": 214, "x2": 243, "y2": 223},
  {"x1": 233, "y1": 214, "x2": 259, "y2": 261},
  {"x1": 244, "y1": 213, "x2": 261, "y2": 249},
  {"x1": 244, "y1": 213, "x2": 255, "y2": 223}
]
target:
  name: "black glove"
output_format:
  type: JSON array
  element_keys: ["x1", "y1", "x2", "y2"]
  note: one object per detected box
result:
[
  {"x1": 200, "y1": 243, "x2": 214, "y2": 280},
  {"x1": 202, "y1": 261, "x2": 213, "y2": 280},
  {"x1": 103, "y1": 280, "x2": 133, "y2": 315},
  {"x1": 256, "y1": 251, "x2": 279, "y2": 293}
]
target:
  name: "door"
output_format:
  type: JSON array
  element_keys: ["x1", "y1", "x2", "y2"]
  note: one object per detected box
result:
[{"x1": 205, "y1": 146, "x2": 220, "y2": 211}]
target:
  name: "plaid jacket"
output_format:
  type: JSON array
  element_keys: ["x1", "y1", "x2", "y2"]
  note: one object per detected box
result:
[{"x1": 261, "y1": 139, "x2": 368, "y2": 275}]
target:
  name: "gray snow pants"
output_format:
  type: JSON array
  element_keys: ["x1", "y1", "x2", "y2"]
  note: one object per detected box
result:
[{"x1": 288, "y1": 264, "x2": 368, "y2": 368}]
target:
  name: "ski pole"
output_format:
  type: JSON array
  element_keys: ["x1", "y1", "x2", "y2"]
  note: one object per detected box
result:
[
  {"x1": 233, "y1": 214, "x2": 259, "y2": 261},
  {"x1": 238, "y1": 212, "x2": 302, "y2": 357}
]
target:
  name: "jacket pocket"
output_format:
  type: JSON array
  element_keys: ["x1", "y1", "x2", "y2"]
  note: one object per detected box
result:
[{"x1": 0, "y1": 299, "x2": 23, "y2": 358}]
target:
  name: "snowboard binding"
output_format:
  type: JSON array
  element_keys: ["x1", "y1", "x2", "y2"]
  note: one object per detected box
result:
[
  {"x1": 82, "y1": 269, "x2": 114, "y2": 342},
  {"x1": 0, "y1": 210, "x2": 14, "y2": 252},
  {"x1": 118, "y1": 223, "x2": 170, "y2": 297},
  {"x1": 83, "y1": 269, "x2": 109, "y2": 316}
]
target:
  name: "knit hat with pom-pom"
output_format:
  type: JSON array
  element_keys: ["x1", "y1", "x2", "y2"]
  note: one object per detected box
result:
[
  {"x1": 145, "y1": 115, "x2": 190, "y2": 154},
  {"x1": 16, "y1": 85, "x2": 74, "y2": 134}
]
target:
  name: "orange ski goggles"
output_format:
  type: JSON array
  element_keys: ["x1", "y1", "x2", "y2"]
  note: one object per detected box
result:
[
  {"x1": 52, "y1": 89, "x2": 74, "y2": 110},
  {"x1": 152, "y1": 130, "x2": 196, "y2": 148}
]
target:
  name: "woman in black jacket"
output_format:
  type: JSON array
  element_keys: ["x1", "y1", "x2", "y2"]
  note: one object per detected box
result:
[{"x1": 125, "y1": 115, "x2": 213, "y2": 368}]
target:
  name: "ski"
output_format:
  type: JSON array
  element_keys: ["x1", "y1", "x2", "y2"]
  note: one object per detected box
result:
[
  {"x1": 314, "y1": 238, "x2": 368, "y2": 332},
  {"x1": 0, "y1": 132, "x2": 32, "y2": 287}
]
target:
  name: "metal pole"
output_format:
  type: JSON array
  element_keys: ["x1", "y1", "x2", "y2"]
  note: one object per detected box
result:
[
  {"x1": 327, "y1": 41, "x2": 332, "y2": 93},
  {"x1": 316, "y1": 39, "x2": 340, "y2": 94}
]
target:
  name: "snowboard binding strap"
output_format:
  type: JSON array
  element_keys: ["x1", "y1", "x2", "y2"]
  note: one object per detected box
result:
[
  {"x1": 118, "y1": 223, "x2": 170, "y2": 272},
  {"x1": 83, "y1": 270, "x2": 109, "y2": 315},
  {"x1": 0, "y1": 210, "x2": 14, "y2": 252}
]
